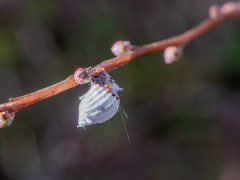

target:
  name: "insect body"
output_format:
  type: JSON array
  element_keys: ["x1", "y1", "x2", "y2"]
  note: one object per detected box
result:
[{"x1": 76, "y1": 68, "x2": 122, "y2": 128}]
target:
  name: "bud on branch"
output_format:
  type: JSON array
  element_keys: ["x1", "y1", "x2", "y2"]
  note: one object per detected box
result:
[{"x1": 0, "y1": 1, "x2": 240, "y2": 127}]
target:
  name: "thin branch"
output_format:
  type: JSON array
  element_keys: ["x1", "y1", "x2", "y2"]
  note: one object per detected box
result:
[{"x1": 0, "y1": 1, "x2": 240, "y2": 125}]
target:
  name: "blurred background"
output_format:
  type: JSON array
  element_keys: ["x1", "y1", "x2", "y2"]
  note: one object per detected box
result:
[{"x1": 0, "y1": 0, "x2": 239, "y2": 179}]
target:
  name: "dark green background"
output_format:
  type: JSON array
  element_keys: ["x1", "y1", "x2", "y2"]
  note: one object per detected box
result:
[{"x1": 0, "y1": 0, "x2": 239, "y2": 179}]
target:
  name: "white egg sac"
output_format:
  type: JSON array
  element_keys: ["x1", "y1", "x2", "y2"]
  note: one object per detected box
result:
[{"x1": 77, "y1": 68, "x2": 122, "y2": 128}]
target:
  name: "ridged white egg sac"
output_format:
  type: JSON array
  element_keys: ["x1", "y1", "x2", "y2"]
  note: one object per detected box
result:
[{"x1": 77, "y1": 68, "x2": 122, "y2": 128}]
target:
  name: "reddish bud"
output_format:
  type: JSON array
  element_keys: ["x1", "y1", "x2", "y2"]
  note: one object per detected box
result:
[
  {"x1": 221, "y1": 2, "x2": 237, "y2": 15},
  {"x1": 0, "y1": 111, "x2": 15, "y2": 128},
  {"x1": 74, "y1": 68, "x2": 89, "y2": 84},
  {"x1": 209, "y1": 5, "x2": 222, "y2": 20},
  {"x1": 163, "y1": 46, "x2": 183, "y2": 64},
  {"x1": 111, "y1": 40, "x2": 132, "y2": 56}
]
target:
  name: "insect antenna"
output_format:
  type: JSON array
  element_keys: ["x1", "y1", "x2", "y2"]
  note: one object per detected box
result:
[
  {"x1": 119, "y1": 105, "x2": 130, "y2": 143},
  {"x1": 120, "y1": 105, "x2": 128, "y2": 118}
]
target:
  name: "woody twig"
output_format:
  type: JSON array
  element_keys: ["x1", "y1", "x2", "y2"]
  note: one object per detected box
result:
[{"x1": 0, "y1": 1, "x2": 240, "y2": 128}]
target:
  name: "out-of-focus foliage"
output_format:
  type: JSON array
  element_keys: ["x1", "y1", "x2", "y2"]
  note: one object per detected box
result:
[{"x1": 0, "y1": 0, "x2": 239, "y2": 179}]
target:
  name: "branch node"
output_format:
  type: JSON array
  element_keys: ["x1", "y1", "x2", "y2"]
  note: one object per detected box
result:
[
  {"x1": 221, "y1": 1, "x2": 238, "y2": 15},
  {"x1": 74, "y1": 68, "x2": 90, "y2": 84},
  {"x1": 163, "y1": 45, "x2": 184, "y2": 64},
  {"x1": 111, "y1": 40, "x2": 136, "y2": 56},
  {"x1": 209, "y1": 5, "x2": 223, "y2": 20},
  {"x1": 0, "y1": 111, "x2": 15, "y2": 128}
]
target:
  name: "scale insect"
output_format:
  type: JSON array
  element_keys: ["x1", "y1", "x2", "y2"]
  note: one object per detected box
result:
[{"x1": 74, "y1": 67, "x2": 123, "y2": 128}]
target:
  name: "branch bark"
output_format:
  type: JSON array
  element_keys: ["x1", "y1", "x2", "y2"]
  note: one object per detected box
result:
[{"x1": 0, "y1": 1, "x2": 240, "y2": 126}]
